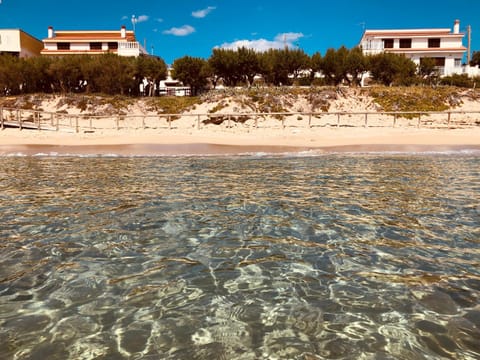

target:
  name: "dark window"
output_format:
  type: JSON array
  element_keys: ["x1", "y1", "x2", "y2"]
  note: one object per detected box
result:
[
  {"x1": 399, "y1": 39, "x2": 412, "y2": 48},
  {"x1": 428, "y1": 38, "x2": 441, "y2": 48},
  {"x1": 383, "y1": 39, "x2": 394, "y2": 49},
  {"x1": 90, "y1": 42, "x2": 102, "y2": 50},
  {"x1": 108, "y1": 42, "x2": 118, "y2": 50},
  {"x1": 434, "y1": 57, "x2": 445, "y2": 66},
  {"x1": 57, "y1": 42, "x2": 70, "y2": 50}
]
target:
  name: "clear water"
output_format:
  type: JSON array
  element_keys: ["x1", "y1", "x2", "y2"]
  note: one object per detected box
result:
[{"x1": 0, "y1": 154, "x2": 479, "y2": 359}]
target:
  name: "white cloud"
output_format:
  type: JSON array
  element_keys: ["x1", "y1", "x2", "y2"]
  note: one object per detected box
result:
[
  {"x1": 132, "y1": 15, "x2": 149, "y2": 23},
  {"x1": 218, "y1": 32, "x2": 304, "y2": 52},
  {"x1": 163, "y1": 25, "x2": 195, "y2": 36},
  {"x1": 192, "y1": 6, "x2": 216, "y2": 18}
]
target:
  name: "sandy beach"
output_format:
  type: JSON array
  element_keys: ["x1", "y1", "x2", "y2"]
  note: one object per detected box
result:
[
  {"x1": 1, "y1": 124, "x2": 480, "y2": 156},
  {"x1": 1, "y1": 89, "x2": 480, "y2": 155}
]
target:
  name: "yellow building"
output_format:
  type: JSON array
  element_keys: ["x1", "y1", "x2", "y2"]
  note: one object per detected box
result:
[{"x1": 0, "y1": 29, "x2": 43, "y2": 57}]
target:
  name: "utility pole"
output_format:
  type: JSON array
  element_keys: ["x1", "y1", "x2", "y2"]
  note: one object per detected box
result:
[{"x1": 467, "y1": 25, "x2": 472, "y2": 64}]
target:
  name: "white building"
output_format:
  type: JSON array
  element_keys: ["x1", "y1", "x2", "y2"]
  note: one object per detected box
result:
[
  {"x1": 0, "y1": 29, "x2": 43, "y2": 57},
  {"x1": 41, "y1": 26, "x2": 147, "y2": 57},
  {"x1": 360, "y1": 20, "x2": 478, "y2": 77}
]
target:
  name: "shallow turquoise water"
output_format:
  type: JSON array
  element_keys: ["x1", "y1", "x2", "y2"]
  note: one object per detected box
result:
[{"x1": 0, "y1": 154, "x2": 479, "y2": 359}]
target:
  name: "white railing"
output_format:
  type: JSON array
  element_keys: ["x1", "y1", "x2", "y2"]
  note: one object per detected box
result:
[{"x1": 118, "y1": 42, "x2": 141, "y2": 57}]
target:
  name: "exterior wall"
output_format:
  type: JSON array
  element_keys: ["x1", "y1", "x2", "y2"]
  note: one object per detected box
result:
[
  {"x1": 0, "y1": 29, "x2": 21, "y2": 53},
  {"x1": 19, "y1": 31, "x2": 43, "y2": 57},
  {"x1": 41, "y1": 27, "x2": 145, "y2": 57},
  {"x1": 0, "y1": 29, "x2": 42, "y2": 57},
  {"x1": 360, "y1": 24, "x2": 468, "y2": 77}
]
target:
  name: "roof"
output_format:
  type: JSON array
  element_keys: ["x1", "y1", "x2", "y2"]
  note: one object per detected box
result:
[
  {"x1": 43, "y1": 29, "x2": 136, "y2": 42},
  {"x1": 362, "y1": 28, "x2": 464, "y2": 39}
]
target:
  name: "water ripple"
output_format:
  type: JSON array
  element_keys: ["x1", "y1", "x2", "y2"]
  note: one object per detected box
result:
[{"x1": 0, "y1": 154, "x2": 479, "y2": 359}]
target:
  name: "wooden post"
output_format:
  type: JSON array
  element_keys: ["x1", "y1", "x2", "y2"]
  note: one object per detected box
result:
[
  {"x1": 364, "y1": 113, "x2": 368, "y2": 128},
  {"x1": 417, "y1": 114, "x2": 421, "y2": 128},
  {"x1": 393, "y1": 113, "x2": 397, "y2": 128},
  {"x1": 281, "y1": 116, "x2": 284, "y2": 129},
  {"x1": 116, "y1": 116, "x2": 120, "y2": 130},
  {"x1": 17, "y1": 110, "x2": 22, "y2": 130},
  {"x1": 168, "y1": 115, "x2": 171, "y2": 129},
  {"x1": 142, "y1": 116, "x2": 146, "y2": 130},
  {"x1": 37, "y1": 112, "x2": 41, "y2": 131},
  {"x1": 0, "y1": 107, "x2": 3, "y2": 130},
  {"x1": 447, "y1": 112, "x2": 451, "y2": 128},
  {"x1": 55, "y1": 114, "x2": 59, "y2": 131},
  {"x1": 255, "y1": 116, "x2": 258, "y2": 128},
  {"x1": 197, "y1": 115, "x2": 200, "y2": 129},
  {"x1": 228, "y1": 115, "x2": 231, "y2": 128},
  {"x1": 308, "y1": 113, "x2": 312, "y2": 128},
  {"x1": 50, "y1": 113, "x2": 54, "y2": 126},
  {"x1": 75, "y1": 116, "x2": 79, "y2": 133}
]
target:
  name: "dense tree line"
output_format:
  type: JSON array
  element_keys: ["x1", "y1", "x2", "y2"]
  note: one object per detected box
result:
[
  {"x1": 173, "y1": 46, "x2": 444, "y2": 90},
  {"x1": 1, "y1": 45, "x2": 478, "y2": 97},
  {"x1": 0, "y1": 54, "x2": 167, "y2": 96}
]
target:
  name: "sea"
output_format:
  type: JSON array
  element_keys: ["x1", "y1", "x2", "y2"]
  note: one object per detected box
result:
[{"x1": 0, "y1": 151, "x2": 479, "y2": 359}]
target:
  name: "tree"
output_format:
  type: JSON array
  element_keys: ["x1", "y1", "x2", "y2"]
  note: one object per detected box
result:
[
  {"x1": 236, "y1": 47, "x2": 259, "y2": 87},
  {"x1": 172, "y1": 56, "x2": 209, "y2": 95},
  {"x1": 470, "y1": 51, "x2": 480, "y2": 66},
  {"x1": 321, "y1": 48, "x2": 344, "y2": 85},
  {"x1": 367, "y1": 53, "x2": 417, "y2": 86},
  {"x1": 284, "y1": 48, "x2": 310, "y2": 80},
  {"x1": 209, "y1": 48, "x2": 242, "y2": 86},
  {"x1": 135, "y1": 56, "x2": 168, "y2": 96},
  {"x1": 258, "y1": 49, "x2": 291, "y2": 86},
  {"x1": 310, "y1": 51, "x2": 322, "y2": 81},
  {"x1": 345, "y1": 47, "x2": 367, "y2": 86},
  {"x1": 418, "y1": 57, "x2": 439, "y2": 85},
  {"x1": 47, "y1": 56, "x2": 83, "y2": 93}
]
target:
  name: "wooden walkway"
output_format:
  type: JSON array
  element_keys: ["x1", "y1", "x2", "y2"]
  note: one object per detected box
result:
[{"x1": 1, "y1": 106, "x2": 479, "y2": 133}]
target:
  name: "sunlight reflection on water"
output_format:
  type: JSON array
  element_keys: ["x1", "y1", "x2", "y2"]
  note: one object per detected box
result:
[{"x1": 0, "y1": 154, "x2": 479, "y2": 359}]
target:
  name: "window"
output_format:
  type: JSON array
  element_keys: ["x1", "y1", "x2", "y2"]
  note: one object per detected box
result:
[
  {"x1": 108, "y1": 42, "x2": 118, "y2": 50},
  {"x1": 90, "y1": 42, "x2": 102, "y2": 50},
  {"x1": 428, "y1": 38, "x2": 441, "y2": 48},
  {"x1": 399, "y1": 39, "x2": 412, "y2": 48},
  {"x1": 454, "y1": 58, "x2": 462, "y2": 67},
  {"x1": 57, "y1": 42, "x2": 70, "y2": 50},
  {"x1": 383, "y1": 39, "x2": 394, "y2": 49},
  {"x1": 433, "y1": 57, "x2": 445, "y2": 66}
]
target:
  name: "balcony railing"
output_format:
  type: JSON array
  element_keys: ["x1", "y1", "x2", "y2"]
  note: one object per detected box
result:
[{"x1": 118, "y1": 41, "x2": 141, "y2": 56}]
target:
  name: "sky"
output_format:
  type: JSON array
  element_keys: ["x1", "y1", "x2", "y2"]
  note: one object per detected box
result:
[{"x1": 1, "y1": 0, "x2": 479, "y2": 65}]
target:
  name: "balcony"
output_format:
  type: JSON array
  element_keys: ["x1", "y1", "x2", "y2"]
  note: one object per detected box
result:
[{"x1": 118, "y1": 41, "x2": 141, "y2": 57}]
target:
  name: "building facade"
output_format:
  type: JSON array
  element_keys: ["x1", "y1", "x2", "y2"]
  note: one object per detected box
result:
[
  {"x1": 359, "y1": 20, "x2": 474, "y2": 77},
  {"x1": 0, "y1": 29, "x2": 43, "y2": 57},
  {"x1": 41, "y1": 26, "x2": 147, "y2": 57}
]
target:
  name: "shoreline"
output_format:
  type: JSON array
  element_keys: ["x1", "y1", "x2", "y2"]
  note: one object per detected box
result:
[
  {"x1": 1, "y1": 126, "x2": 480, "y2": 156},
  {"x1": 0, "y1": 128, "x2": 480, "y2": 156}
]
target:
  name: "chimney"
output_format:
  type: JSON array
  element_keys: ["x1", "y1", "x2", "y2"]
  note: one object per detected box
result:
[
  {"x1": 121, "y1": 25, "x2": 126, "y2": 38},
  {"x1": 48, "y1": 26, "x2": 54, "y2": 38},
  {"x1": 453, "y1": 19, "x2": 460, "y2": 34}
]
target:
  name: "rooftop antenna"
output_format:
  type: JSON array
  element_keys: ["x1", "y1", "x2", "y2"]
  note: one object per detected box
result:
[
  {"x1": 358, "y1": 22, "x2": 366, "y2": 33},
  {"x1": 131, "y1": 15, "x2": 136, "y2": 33}
]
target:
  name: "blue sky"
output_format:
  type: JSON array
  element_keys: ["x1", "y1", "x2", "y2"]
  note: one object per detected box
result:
[{"x1": 1, "y1": 0, "x2": 479, "y2": 65}]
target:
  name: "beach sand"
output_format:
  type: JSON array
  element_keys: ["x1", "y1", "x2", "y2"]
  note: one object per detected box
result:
[
  {"x1": 1, "y1": 90, "x2": 480, "y2": 155},
  {"x1": 1, "y1": 125, "x2": 480, "y2": 156}
]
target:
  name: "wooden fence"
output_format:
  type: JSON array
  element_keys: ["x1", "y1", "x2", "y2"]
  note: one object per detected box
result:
[{"x1": 0, "y1": 107, "x2": 479, "y2": 133}]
